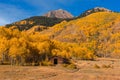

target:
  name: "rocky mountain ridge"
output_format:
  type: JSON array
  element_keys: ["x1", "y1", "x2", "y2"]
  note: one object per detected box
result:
[
  {"x1": 79, "y1": 7, "x2": 113, "y2": 17},
  {"x1": 43, "y1": 9, "x2": 74, "y2": 19}
]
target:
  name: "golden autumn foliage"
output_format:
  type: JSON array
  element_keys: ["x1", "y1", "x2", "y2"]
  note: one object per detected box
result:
[
  {"x1": 0, "y1": 12, "x2": 120, "y2": 65},
  {"x1": 0, "y1": 27, "x2": 95, "y2": 65},
  {"x1": 41, "y1": 12, "x2": 120, "y2": 58}
]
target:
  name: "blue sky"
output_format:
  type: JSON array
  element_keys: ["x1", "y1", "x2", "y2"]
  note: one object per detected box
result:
[{"x1": 0, "y1": 0, "x2": 120, "y2": 26}]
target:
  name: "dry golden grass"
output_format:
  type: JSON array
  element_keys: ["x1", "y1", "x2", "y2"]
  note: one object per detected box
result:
[{"x1": 0, "y1": 58, "x2": 120, "y2": 80}]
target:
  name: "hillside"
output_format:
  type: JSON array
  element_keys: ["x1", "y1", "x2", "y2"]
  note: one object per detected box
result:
[
  {"x1": 41, "y1": 12, "x2": 120, "y2": 58},
  {"x1": 0, "y1": 10, "x2": 120, "y2": 66},
  {"x1": 41, "y1": 12, "x2": 120, "y2": 41}
]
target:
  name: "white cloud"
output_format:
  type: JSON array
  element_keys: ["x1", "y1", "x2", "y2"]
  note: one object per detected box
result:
[
  {"x1": 0, "y1": 18, "x2": 10, "y2": 26},
  {"x1": 0, "y1": 3, "x2": 31, "y2": 26}
]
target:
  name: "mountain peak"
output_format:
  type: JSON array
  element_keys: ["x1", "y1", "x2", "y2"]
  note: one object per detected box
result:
[
  {"x1": 79, "y1": 7, "x2": 113, "y2": 17},
  {"x1": 93, "y1": 7, "x2": 112, "y2": 12},
  {"x1": 43, "y1": 9, "x2": 74, "y2": 19}
]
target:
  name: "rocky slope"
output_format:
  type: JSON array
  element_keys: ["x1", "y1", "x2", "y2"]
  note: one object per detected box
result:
[
  {"x1": 40, "y1": 12, "x2": 120, "y2": 57},
  {"x1": 43, "y1": 9, "x2": 74, "y2": 19},
  {"x1": 79, "y1": 7, "x2": 113, "y2": 17},
  {"x1": 41, "y1": 12, "x2": 120, "y2": 43}
]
